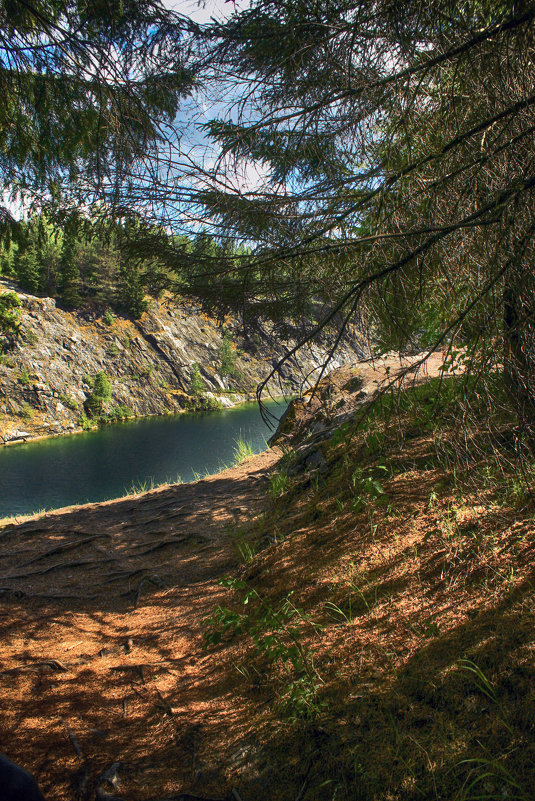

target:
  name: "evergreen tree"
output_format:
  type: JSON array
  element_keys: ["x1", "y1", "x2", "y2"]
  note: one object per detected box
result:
[
  {"x1": 117, "y1": 260, "x2": 148, "y2": 319},
  {"x1": 84, "y1": 371, "x2": 112, "y2": 416},
  {"x1": 0, "y1": 292, "x2": 21, "y2": 350},
  {"x1": 189, "y1": 363, "x2": 206, "y2": 398},
  {"x1": 219, "y1": 331, "x2": 236, "y2": 378},
  {"x1": 59, "y1": 229, "x2": 81, "y2": 309},
  {"x1": 168, "y1": 0, "x2": 535, "y2": 436},
  {"x1": 0, "y1": 1, "x2": 195, "y2": 208},
  {"x1": 13, "y1": 242, "x2": 40, "y2": 294}
]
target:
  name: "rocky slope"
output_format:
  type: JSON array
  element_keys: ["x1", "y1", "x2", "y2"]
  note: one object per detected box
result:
[{"x1": 0, "y1": 282, "x2": 366, "y2": 444}]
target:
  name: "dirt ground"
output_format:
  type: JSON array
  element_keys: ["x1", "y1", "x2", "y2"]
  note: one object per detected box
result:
[{"x1": 0, "y1": 449, "x2": 281, "y2": 801}]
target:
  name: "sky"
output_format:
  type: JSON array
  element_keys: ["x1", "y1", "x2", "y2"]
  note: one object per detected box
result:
[
  {"x1": 154, "y1": 0, "x2": 271, "y2": 230},
  {"x1": 165, "y1": 0, "x2": 237, "y2": 24},
  {"x1": 2, "y1": 0, "x2": 257, "y2": 226}
]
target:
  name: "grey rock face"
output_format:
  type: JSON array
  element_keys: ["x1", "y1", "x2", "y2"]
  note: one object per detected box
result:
[{"x1": 0, "y1": 288, "x2": 367, "y2": 443}]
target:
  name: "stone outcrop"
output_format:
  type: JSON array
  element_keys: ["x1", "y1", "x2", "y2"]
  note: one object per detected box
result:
[
  {"x1": 0, "y1": 285, "x2": 367, "y2": 444},
  {"x1": 269, "y1": 350, "x2": 449, "y2": 472}
]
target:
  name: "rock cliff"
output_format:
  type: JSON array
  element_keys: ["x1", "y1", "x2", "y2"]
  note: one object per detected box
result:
[{"x1": 0, "y1": 284, "x2": 367, "y2": 443}]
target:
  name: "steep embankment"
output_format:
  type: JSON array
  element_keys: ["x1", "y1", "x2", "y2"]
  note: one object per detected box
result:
[
  {"x1": 0, "y1": 354, "x2": 533, "y2": 801},
  {"x1": 0, "y1": 282, "x2": 365, "y2": 444}
]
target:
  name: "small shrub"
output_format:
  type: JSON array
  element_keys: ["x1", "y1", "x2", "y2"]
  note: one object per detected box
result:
[
  {"x1": 79, "y1": 411, "x2": 94, "y2": 430},
  {"x1": 185, "y1": 394, "x2": 223, "y2": 412},
  {"x1": 133, "y1": 364, "x2": 153, "y2": 379},
  {"x1": 103, "y1": 309, "x2": 114, "y2": 326},
  {"x1": 189, "y1": 362, "x2": 206, "y2": 397},
  {"x1": 204, "y1": 576, "x2": 322, "y2": 720},
  {"x1": 84, "y1": 371, "x2": 112, "y2": 416},
  {"x1": 0, "y1": 354, "x2": 15, "y2": 367},
  {"x1": 102, "y1": 405, "x2": 133, "y2": 422},
  {"x1": 59, "y1": 393, "x2": 78, "y2": 411},
  {"x1": 22, "y1": 329, "x2": 38, "y2": 345},
  {"x1": 349, "y1": 467, "x2": 388, "y2": 513},
  {"x1": 18, "y1": 366, "x2": 31, "y2": 385},
  {"x1": 19, "y1": 402, "x2": 33, "y2": 420},
  {"x1": 107, "y1": 343, "x2": 120, "y2": 357}
]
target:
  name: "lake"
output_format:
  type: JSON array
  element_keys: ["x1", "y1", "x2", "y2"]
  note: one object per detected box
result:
[{"x1": 0, "y1": 400, "x2": 286, "y2": 519}]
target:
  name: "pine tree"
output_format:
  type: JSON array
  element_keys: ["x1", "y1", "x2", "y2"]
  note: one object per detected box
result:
[
  {"x1": 189, "y1": 363, "x2": 206, "y2": 398},
  {"x1": 173, "y1": 0, "x2": 535, "y2": 435},
  {"x1": 0, "y1": 1, "x2": 195, "y2": 208},
  {"x1": 117, "y1": 260, "x2": 148, "y2": 319},
  {"x1": 13, "y1": 243, "x2": 40, "y2": 294},
  {"x1": 59, "y1": 229, "x2": 81, "y2": 309}
]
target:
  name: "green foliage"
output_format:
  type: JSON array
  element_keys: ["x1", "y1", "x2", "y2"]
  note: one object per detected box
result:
[
  {"x1": 59, "y1": 393, "x2": 78, "y2": 411},
  {"x1": 100, "y1": 405, "x2": 133, "y2": 423},
  {"x1": 203, "y1": 576, "x2": 322, "y2": 719},
  {"x1": 22, "y1": 328, "x2": 38, "y2": 346},
  {"x1": 0, "y1": 354, "x2": 15, "y2": 367},
  {"x1": 331, "y1": 421, "x2": 351, "y2": 447},
  {"x1": 189, "y1": 362, "x2": 206, "y2": 398},
  {"x1": 59, "y1": 227, "x2": 81, "y2": 308},
  {"x1": 84, "y1": 370, "x2": 112, "y2": 415},
  {"x1": 79, "y1": 411, "x2": 94, "y2": 430},
  {"x1": 7, "y1": 213, "x2": 175, "y2": 317},
  {"x1": 160, "y1": 0, "x2": 535, "y2": 448},
  {"x1": 19, "y1": 402, "x2": 33, "y2": 420},
  {"x1": 0, "y1": 292, "x2": 21, "y2": 347},
  {"x1": 13, "y1": 243, "x2": 40, "y2": 293},
  {"x1": 18, "y1": 366, "x2": 31, "y2": 385},
  {"x1": 127, "y1": 476, "x2": 158, "y2": 495},
  {"x1": 117, "y1": 258, "x2": 148, "y2": 318},
  {"x1": 455, "y1": 660, "x2": 528, "y2": 800},
  {"x1": 233, "y1": 437, "x2": 254, "y2": 465},
  {"x1": 186, "y1": 394, "x2": 223, "y2": 413},
  {"x1": 131, "y1": 365, "x2": 154, "y2": 380},
  {"x1": 269, "y1": 469, "x2": 289, "y2": 499},
  {"x1": 0, "y1": 0, "x2": 194, "y2": 198},
  {"x1": 229, "y1": 528, "x2": 257, "y2": 563},
  {"x1": 348, "y1": 467, "x2": 387, "y2": 514},
  {"x1": 219, "y1": 330, "x2": 237, "y2": 378},
  {"x1": 80, "y1": 398, "x2": 131, "y2": 427}
]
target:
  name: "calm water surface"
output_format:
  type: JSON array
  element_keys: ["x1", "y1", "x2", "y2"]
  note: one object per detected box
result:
[{"x1": 0, "y1": 400, "x2": 286, "y2": 518}]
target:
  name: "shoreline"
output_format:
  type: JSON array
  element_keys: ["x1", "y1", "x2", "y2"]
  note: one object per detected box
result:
[
  {"x1": 0, "y1": 390, "x2": 289, "y2": 448},
  {"x1": 0, "y1": 442, "x2": 280, "y2": 528},
  {"x1": 0, "y1": 396, "x2": 289, "y2": 524}
]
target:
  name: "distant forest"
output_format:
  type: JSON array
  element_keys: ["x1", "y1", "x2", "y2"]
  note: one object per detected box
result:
[{"x1": 0, "y1": 214, "x2": 245, "y2": 318}]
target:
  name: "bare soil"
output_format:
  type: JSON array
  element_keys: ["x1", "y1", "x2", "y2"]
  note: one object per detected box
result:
[{"x1": 0, "y1": 451, "x2": 280, "y2": 801}]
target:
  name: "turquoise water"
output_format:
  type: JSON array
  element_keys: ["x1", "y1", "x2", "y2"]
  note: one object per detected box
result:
[{"x1": 0, "y1": 400, "x2": 286, "y2": 518}]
